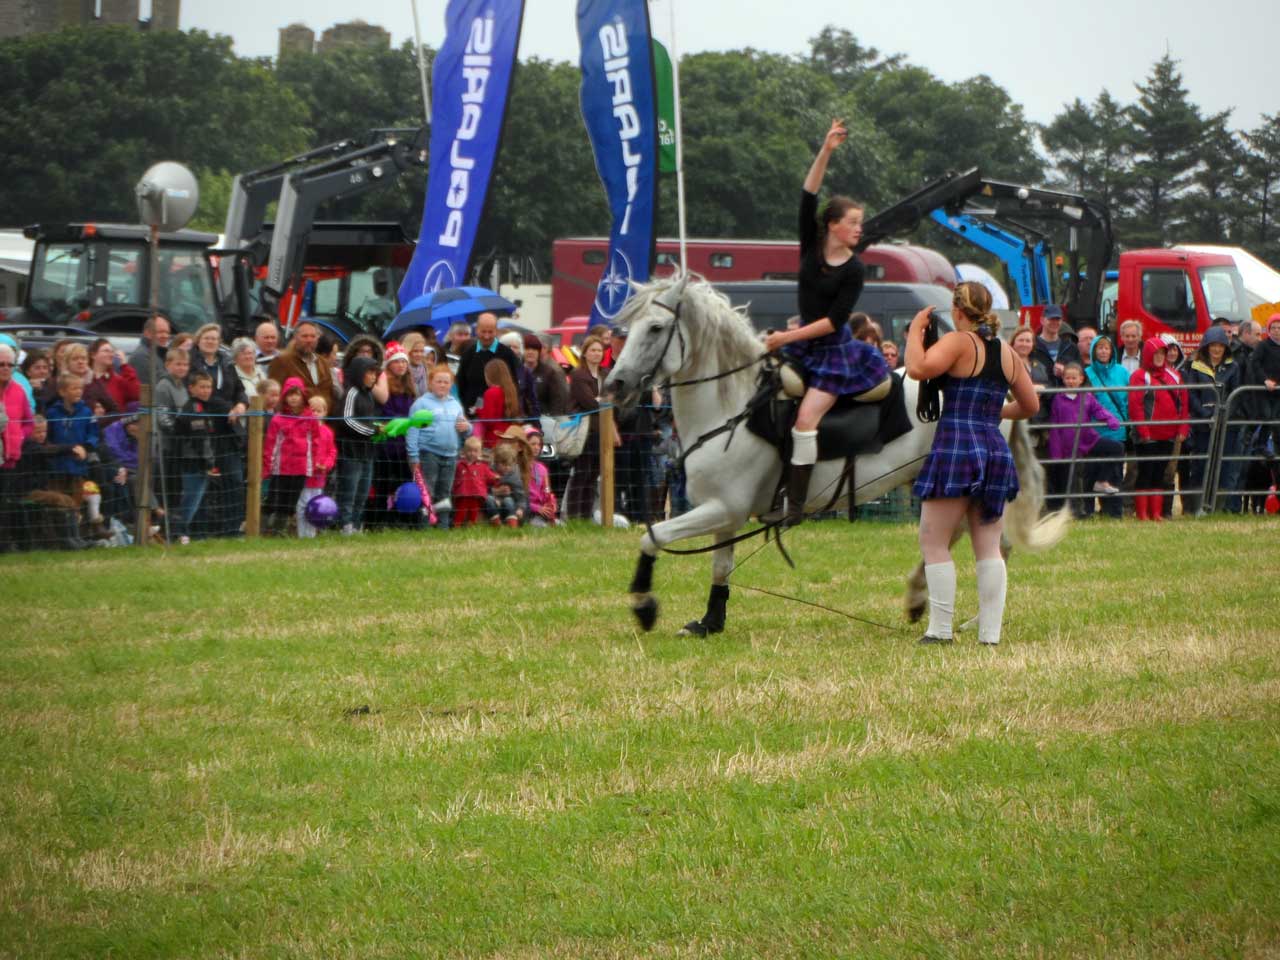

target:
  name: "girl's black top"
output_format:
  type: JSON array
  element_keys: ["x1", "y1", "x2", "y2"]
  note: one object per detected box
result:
[{"x1": 797, "y1": 189, "x2": 864, "y2": 330}]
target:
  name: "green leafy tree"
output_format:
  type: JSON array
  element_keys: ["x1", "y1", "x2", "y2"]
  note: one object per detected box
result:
[
  {"x1": 807, "y1": 26, "x2": 901, "y2": 81},
  {"x1": 0, "y1": 28, "x2": 309, "y2": 225},
  {"x1": 274, "y1": 40, "x2": 431, "y2": 226},
  {"x1": 669, "y1": 49, "x2": 891, "y2": 241}
]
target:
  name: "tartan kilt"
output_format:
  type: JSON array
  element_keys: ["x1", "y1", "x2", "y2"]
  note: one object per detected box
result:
[
  {"x1": 785, "y1": 327, "x2": 889, "y2": 397},
  {"x1": 913, "y1": 421, "x2": 1020, "y2": 521}
]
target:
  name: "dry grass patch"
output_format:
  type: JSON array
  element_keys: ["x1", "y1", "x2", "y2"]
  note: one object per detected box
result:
[{"x1": 69, "y1": 808, "x2": 331, "y2": 893}]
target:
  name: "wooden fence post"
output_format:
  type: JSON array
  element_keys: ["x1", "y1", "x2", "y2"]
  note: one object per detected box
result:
[
  {"x1": 599, "y1": 405, "x2": 615, "y2": 529},
  {"x1": 133, "y1": 384, "x2": 153, "y2": 547},
  {"x1": 245, "y1": 395, "x2": 264, "y2": 538}
]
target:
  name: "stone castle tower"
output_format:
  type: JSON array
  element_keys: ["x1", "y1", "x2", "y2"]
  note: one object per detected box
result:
[
  {"x1": 0, "y1": 0, "x2": 180, "y2": 38},
  {"x1": 279, "y1": 19, "x2": 390, "y2": 59}
]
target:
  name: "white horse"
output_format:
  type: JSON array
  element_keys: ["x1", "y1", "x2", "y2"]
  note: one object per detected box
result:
[{"x1": 604, "y1": 275, "x2": 1066, "y2": 636}]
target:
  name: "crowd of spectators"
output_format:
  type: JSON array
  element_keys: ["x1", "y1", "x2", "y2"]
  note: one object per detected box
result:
[
  {"x1": 0, "y1": 307, "x2": 685, "y2": 551},
  {"x1": 2, "y1": 306, "x2": 1276, "y2": 552}
]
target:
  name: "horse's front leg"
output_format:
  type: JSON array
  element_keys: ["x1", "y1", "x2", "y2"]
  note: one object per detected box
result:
[
  {"x1": 629, "y1": 500, "x2": 739, "y2": 634},
  {"x1": 680, "y1": 535, "x2": 734, "y2": 637}
]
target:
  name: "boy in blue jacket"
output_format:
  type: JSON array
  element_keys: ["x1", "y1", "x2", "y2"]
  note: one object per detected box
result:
[{"x1": 44, "y1": 373, "x2": 99, "y2": 503}]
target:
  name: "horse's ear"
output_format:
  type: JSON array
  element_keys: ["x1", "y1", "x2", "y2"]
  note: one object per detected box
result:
[{"x1": 654, "y1": 275, "x2": 687, "y2": 313}]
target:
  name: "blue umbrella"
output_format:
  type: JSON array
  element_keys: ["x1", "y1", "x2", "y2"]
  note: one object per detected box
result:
[{"x1": 384, "y1": 286, "x2": 517, "y2": 339}]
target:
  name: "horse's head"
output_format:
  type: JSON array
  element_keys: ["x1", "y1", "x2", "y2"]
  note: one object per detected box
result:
[{"x1": 604, "y1": 275, "x2": 690, "y2": 409}]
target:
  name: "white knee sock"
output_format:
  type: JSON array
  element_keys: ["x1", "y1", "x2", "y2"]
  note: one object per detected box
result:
[
  {"x1": 975, "y1": 557, "x2": 1007, "y2": 645},
  {"x1": 790, "y1": 428, "x2": 818, "y2": 466},
  {"x1": 924, "y1": 561, "x2": 955, "y2": 640},
  {"x1": 85, "y1": 492, "x2": 101, "y2": 522}
]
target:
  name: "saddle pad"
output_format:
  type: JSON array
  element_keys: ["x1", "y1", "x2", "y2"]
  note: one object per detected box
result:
[{"x1": 746, "y1": 372, "x2": 913, "y2": 462}]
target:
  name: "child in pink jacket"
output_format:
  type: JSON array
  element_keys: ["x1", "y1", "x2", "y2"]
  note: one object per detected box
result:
[
  {"x1": 296, "y1": 393, "x2": 338, "y2": 538},
  {"x1": 262, "y1": 377, "x2": 320, "y2": 535}
]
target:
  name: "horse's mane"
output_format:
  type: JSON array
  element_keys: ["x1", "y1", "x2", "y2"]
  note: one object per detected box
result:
[{"x1": 622, "y1": 274, "x2": 764, "y2": 398}]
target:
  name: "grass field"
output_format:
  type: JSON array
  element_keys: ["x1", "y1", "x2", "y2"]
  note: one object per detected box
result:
[{"x1": 2, "y1": 517, "x2": 1279, "y2": 959}]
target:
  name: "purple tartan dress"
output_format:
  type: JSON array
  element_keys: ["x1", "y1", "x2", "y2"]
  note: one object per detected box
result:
[
  {"x1": 788, "y1": 190, "x2": 889, "y2": 397},
  {"x1": 913, "y1": 333, "x2": 1019, "y2": 521}
]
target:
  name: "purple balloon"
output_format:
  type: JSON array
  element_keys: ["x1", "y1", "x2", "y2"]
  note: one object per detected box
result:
[
  {"x1": 393, "y1": 482, "x2": 422, "y2": 514},
  {"x1": 305, "y1": 494, "x2": 339, "y2": 528}
]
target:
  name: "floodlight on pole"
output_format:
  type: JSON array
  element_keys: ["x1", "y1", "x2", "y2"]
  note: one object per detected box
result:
[{"x1": 133, "y1": 160, "x2": 198, "y2": 547}]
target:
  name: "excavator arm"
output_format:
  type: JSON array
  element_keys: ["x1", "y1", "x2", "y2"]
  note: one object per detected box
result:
[{"x1": 857, "y1": 168, "x2": 1113, "y2": 328}]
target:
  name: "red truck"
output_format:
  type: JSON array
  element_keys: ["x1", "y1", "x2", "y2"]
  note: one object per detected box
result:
[
  {"x1": 551, "y1": 236, "x2": 954, "y2": 325},
  {"x1": 1103, "y1": 248, "x2": 1250, "y2": 352}
]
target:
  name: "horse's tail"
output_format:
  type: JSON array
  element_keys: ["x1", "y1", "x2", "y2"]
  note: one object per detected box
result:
[{"x1": 1004, "y1": 418, "x2": 1070, "y2": 551}]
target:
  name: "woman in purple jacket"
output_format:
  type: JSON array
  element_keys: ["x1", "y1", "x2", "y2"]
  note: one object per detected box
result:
[{"x1": 1046, "y1": 361, "x2": 1122, "y2": 516}]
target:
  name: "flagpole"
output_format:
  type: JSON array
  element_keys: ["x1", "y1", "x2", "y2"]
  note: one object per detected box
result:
[
  {"x1": 410, "y1": 0, "x2": 431, "y2": 123},
  {"x1": 665, "y1": 0, "x2": 688, "y2": 271}
]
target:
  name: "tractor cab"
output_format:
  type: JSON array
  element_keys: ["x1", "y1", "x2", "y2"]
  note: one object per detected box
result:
[{"x1": 16, "y1": 222, "x2": 219, "y2": 343}]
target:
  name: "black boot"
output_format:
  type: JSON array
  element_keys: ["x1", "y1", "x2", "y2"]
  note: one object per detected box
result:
[{"x1": 762, "y1": 463, "x2": 813, "y2": 527}]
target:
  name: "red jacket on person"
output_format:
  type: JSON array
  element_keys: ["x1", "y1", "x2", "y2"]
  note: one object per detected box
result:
[
  {"x1": 1128, "y1": 337, "x2": 1190, "y2": 443},
  {"x1": 452, "y1": 458, "x2": 497, "y2": 498},
  {"x1": 263, "y1": 378, "x2": 322, "y2": 477},
  {"x1": 475, "y1": 384, "x2": 513, "y2": 448},
  {"x1": 93, "y1": 364, "x2": 141, "y2": 412}
]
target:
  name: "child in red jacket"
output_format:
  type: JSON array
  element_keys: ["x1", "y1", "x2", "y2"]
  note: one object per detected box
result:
[
  {"x1": 296, "y1": 393, "x2": 338, "y2": 538},
  {"x1": 1127, "y1": 337, "x2": 1190, "y2": 521},
  {"x1": 262, "y1": 377, "x2": 320, "y2": 535},
  {"x1": 451, "y1": 435, "x2": 496, "y2": 527}
]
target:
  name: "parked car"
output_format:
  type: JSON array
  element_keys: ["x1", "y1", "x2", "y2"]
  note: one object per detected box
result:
[
  {"x1": 711, "y1": 280, "x2": 956, "y2": 343},
  {"x1": 0, "y1": 322, "x2": 101, "y2": 357}
]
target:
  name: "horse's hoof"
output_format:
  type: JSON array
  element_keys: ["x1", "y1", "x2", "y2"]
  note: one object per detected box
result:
[
  {"x1": 906, "y1": 602, "x2": 925, "y2": 623},
  {"x1": 631, "y1": 595, "x2": 659, "y2": 632},
  {"x1": 679, "y1": 619, "x2": 722, "y2": 638}
]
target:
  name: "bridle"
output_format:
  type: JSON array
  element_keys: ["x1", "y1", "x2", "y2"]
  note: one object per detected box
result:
[{"x1": 636, "y1": 289, "x2": 767, "y2": 394}]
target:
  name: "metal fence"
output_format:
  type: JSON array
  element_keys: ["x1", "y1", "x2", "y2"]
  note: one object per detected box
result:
[{"x1": 2, "y1": 379, "x2": 1275, "y2": 552}]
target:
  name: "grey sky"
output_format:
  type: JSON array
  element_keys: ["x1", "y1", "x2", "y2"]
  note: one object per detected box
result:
[{"x1": 181, "y1": 0, "x2": 1278, "y2": 133}]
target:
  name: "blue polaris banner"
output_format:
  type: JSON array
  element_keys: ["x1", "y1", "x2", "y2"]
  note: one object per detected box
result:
[
  {"x1": 399, "y1": 0, "x2": 525, "y2": 304},
  {"x1": 577, "y1": 0, "x2": 658, "y2": 325}
]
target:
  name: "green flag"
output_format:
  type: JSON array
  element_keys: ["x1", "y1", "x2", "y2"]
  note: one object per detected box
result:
[{"x1": 653, "y1": 39, "x2": 676, "y2": 174}]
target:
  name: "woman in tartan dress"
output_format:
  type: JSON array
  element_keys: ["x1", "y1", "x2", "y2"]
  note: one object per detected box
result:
[
  {"x1": 762, "y1": 119, "x2": 891, "y2": 527},
  {"x1": 904, "y1": 281, "x2": 1041, "y2": 647}
]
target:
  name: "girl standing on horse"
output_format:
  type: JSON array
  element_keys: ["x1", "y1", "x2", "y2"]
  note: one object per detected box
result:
[
  {"x1": 905, "y1": 282, "x2": 1041, "y2": 646},
  {"x1": 763, "y1": 119, "x2": 891, "y2": 527}
]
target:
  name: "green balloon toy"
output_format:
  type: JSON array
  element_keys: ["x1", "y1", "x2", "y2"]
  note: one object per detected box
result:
[{"x1": 376, "y1": 408, "x2": 434, "y2": 441}]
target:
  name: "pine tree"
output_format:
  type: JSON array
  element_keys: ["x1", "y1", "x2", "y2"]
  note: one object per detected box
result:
[
  {"x1": 1042, "y1": 98, "x2": 1099, "y2": 194},
  {"x1": 1242, "y1": 114, "x2": 1280, "y2": 266},
  {"x1": 1184, "y1": 112, "x2": 1246, "y2": 244},
  {"x1": 1127, "y1": 54, "x2": 1205, "y2": 247},
  {"x1": 1092, "y1": 90, "x2": 1137, "y2": 221}
]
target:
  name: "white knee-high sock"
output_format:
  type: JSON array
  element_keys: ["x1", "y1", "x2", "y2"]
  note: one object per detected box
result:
[
  {"x1": 790, "y1": 428, "x2": 818, "y2": 466},
  {"x1": 975, "y1": 557, "x2": 1007, "y2": 645},
  {"x1": 85, "y1": 492, "x2": 101, "y2": 522},
  {"x1": 924, "y1": 561, "x2": 955, "y2": 640}
]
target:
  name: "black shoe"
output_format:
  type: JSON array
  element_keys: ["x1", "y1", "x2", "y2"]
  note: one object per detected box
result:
[
  {"x1": 761, "y1": 463, "x2": 813, "y2": 527},
  {"x1": 918, "y1": 633, "x2": 954, "y2": 645}
]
